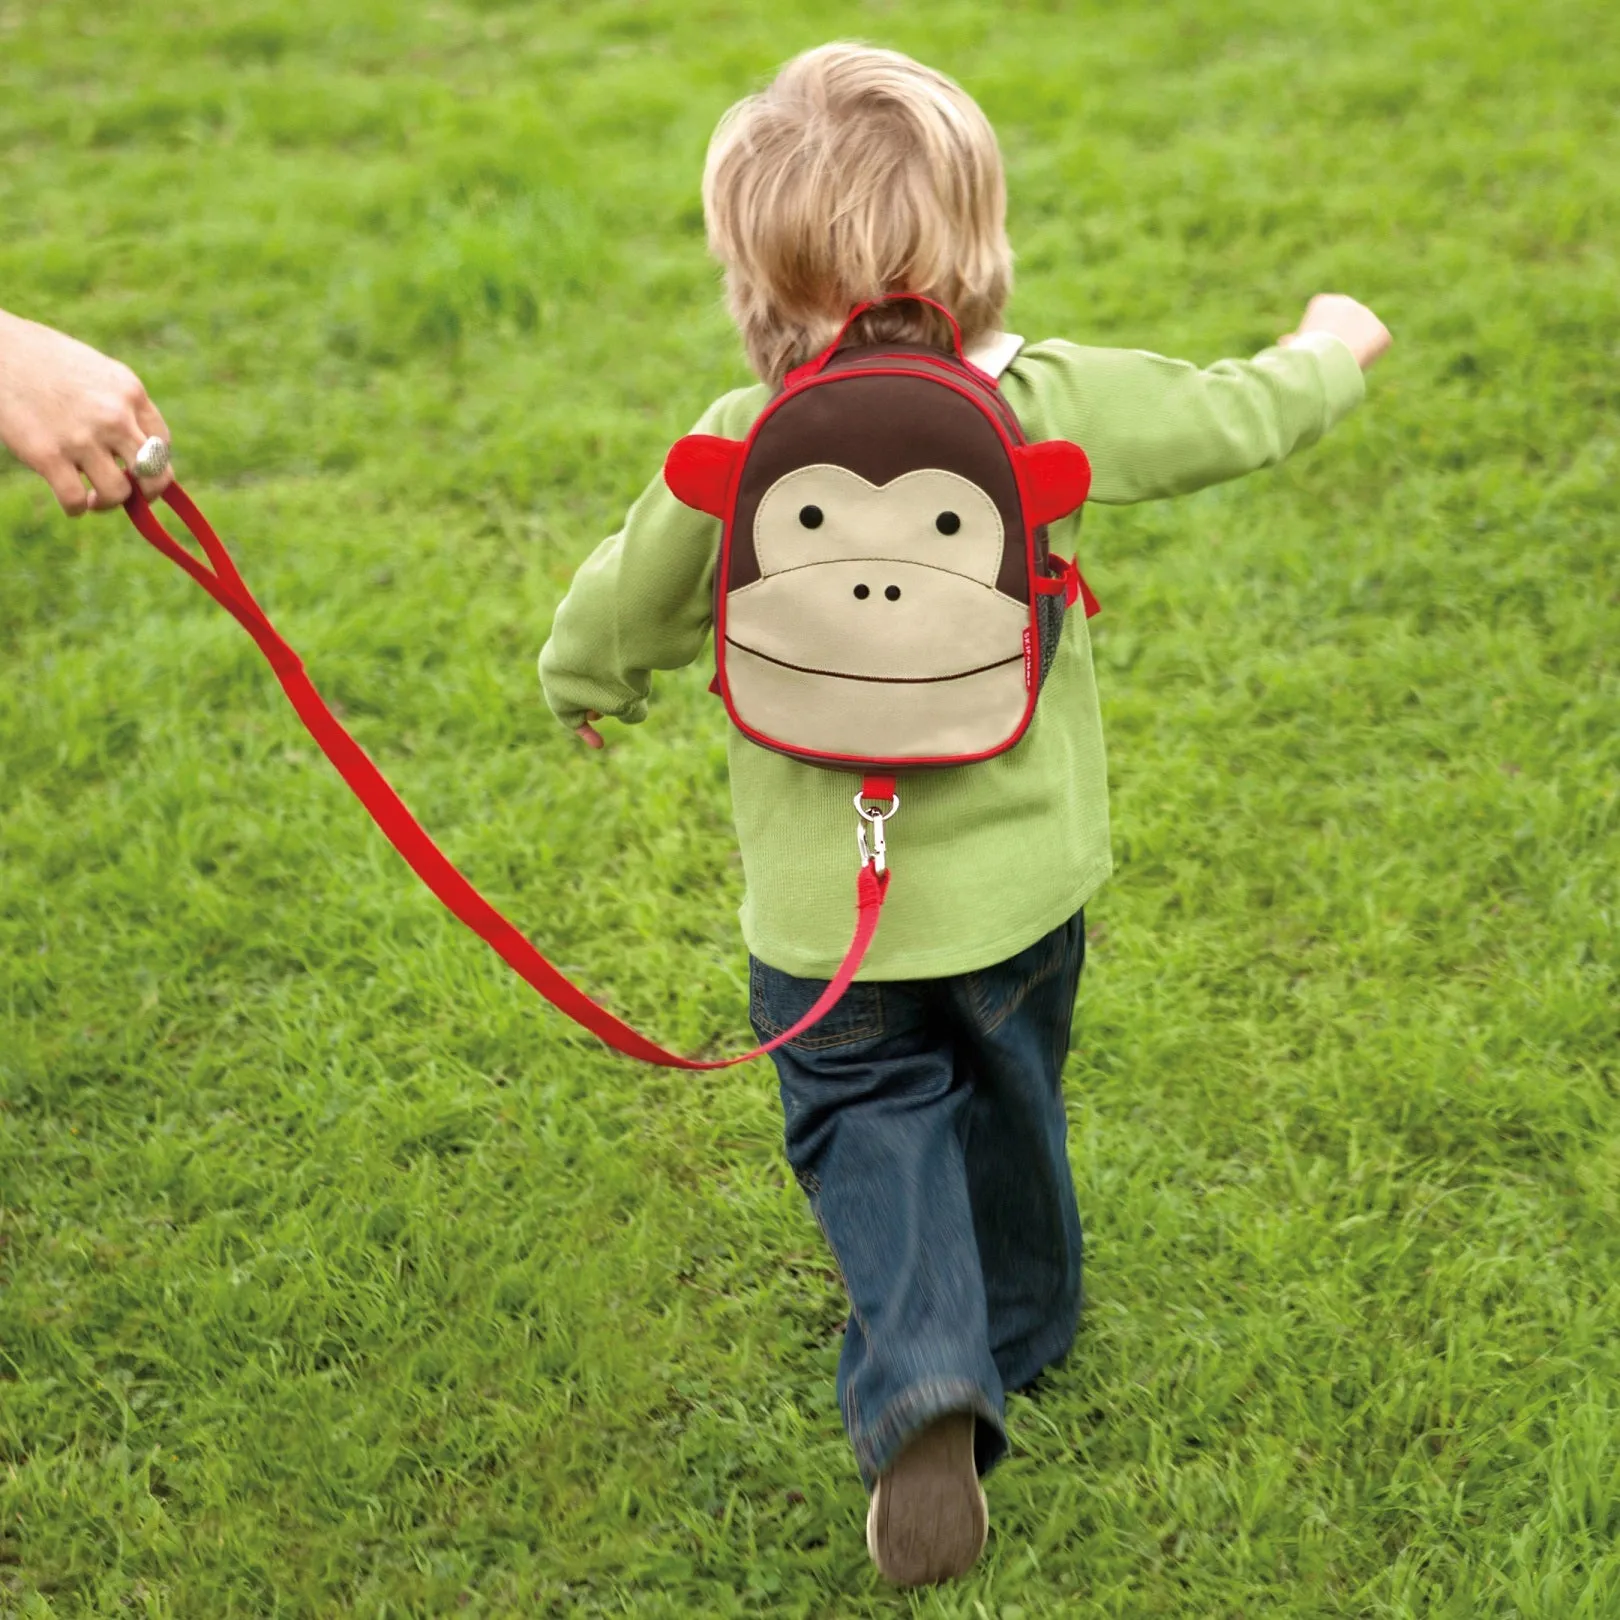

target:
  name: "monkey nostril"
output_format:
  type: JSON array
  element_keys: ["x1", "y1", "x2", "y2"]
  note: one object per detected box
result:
[
  {"x1": 853, "y1": 583, "x2": 870, "y2": 600},
  {"x1": 885, "y1": 585, "x2": 901, "y2": 601},
  {"x1": 799, "y1": 504, "x2": 824, "y2": 529},
  {"x1": 936, "y1": 511, "x2": 961, "y2": 535}
]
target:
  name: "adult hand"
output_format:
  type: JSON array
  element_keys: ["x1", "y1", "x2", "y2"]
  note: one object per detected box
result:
[
  {"x1": 0, "y1": 308, "x2": 173, "y2": 516},
  {"x1": 1279, "y1": 294, "x2": 1392, "y2": 371}
]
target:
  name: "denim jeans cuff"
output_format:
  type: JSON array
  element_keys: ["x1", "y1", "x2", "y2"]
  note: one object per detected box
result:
[{"x1": 848, "y1": 1376, "x2": 1007, "y2": 1489}]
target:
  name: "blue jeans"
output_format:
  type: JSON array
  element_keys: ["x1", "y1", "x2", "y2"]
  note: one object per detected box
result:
[{"x1": 749, "y1": 910, "x2": 1086, "y2": 1487}]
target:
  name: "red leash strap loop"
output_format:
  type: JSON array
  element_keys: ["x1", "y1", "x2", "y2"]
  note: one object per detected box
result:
[{"x1": 123, "y1": 483, "x2": 892, "y2": 1070}]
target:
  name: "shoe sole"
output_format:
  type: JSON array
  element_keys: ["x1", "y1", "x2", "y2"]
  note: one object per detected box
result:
[{"x1": 866, "y1": 1412, "x2": 988, "y2": 1586}]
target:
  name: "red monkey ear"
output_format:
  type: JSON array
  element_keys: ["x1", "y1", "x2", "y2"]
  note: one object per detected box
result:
[
  {"x1": 1012, "y1": 440, "x2": 1092, "y2": 527},
  {"x1": 663, "y1": 435, "x2": 744, "y2": 518}
]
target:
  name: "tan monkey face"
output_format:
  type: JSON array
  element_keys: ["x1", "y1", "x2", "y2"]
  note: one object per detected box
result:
[
  {"x1": 729, "y1": 465, "x2": 1027, "y2": 678},
  {"x1": 722, "y1": 464, "x2": 1032, "y2": 759}
]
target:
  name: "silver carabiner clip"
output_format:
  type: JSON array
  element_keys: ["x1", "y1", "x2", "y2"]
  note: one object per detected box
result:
[{"x1": 854, "y1": 788, "x2": 900, "y2": 875}]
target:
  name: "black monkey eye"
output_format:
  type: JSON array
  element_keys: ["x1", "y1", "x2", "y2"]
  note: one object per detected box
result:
[
  {"x1": 799, "y1": 505, "x2": 824, "y2": 529},
  {"x1": 853, "y1": 583, "x2": 870, "y2": 600},
  {"x1": 885, "y1": 585, "x2": 902, "y2": 601},
  {"x1": 935, "y1": 511, "x2": 961, "y2": 535}
]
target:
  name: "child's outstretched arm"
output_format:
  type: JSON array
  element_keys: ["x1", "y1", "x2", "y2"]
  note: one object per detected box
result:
[
  {"x1": 1008, "y1": 294, "x2": 1389, "y2": 505},
  {"x1": 539, "y1": 387, "x2": 763, "y2": 747}
]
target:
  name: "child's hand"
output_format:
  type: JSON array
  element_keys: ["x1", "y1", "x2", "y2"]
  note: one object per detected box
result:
[
  {"x1": 1279, "y1": 294, "x2": 1392, "y2": 371},
  {"x1": 575, "y1": 711, "x2": 605, "y2": 749}
]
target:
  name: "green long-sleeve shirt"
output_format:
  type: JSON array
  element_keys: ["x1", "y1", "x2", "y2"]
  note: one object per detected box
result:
[{"x1": 539, "y1": 332, "x2": 1365, "y2": 979}]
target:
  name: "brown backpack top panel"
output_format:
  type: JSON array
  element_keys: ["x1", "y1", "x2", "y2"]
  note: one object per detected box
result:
[{"x1": 727, "y1": 371, "x2": 1032, "y2": 602}]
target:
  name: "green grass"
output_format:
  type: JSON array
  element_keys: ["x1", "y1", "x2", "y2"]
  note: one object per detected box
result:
[{"x1": 1, "y1": 0, "x2": 1616, "y2": 1613}]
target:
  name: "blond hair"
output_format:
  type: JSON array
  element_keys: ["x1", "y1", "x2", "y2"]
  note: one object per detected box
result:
[{"x1": 702, "y1": 43, "x2": 1013, "y2": 385}]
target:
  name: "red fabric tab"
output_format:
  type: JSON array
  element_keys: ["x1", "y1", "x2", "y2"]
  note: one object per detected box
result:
[
  {"x1": 1037, "y1": 555, "x2": 1079, "y2": 605},
  {"x1": 861, "y1": 774, "x2": 897, "y2": 805},
  {"x1": 1036, "y1": 554, "x2": 1099, "y2": 615},
  {"x1": 121, "y1": 484, "x2": 892, "y2": 1070}
]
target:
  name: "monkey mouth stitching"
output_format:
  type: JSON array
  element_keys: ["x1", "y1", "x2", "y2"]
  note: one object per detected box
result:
[{"x1": 725, "y1": 638, "x2": 1023, "y2": 685}]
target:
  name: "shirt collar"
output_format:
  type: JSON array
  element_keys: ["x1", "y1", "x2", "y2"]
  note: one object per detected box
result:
[{"x1": 964, "y1": 331, "x2": 1025, "y2": 379}]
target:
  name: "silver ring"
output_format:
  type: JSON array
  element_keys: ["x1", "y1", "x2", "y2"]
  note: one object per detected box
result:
[{"x1": 133, "y1": 436, "x2": 171, "y2": 479}]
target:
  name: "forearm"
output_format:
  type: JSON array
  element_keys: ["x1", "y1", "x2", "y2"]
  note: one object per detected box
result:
[
  {"x1": 539, "y1": 538, "x2": 661, "y2": 731},
  {"x1": 538, "y1": 477, "x2": 721, "y2": 731},
  {"x1": 1008, "y1": 333, "x2": 1366, "y2": 505},
  {"x1": 1149, "y1": 334, "x2": 1365, "y2": 497}
]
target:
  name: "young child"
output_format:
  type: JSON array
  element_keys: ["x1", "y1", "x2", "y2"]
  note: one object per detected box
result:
[{"x1": 539, "y1": 42, "x2": 1389, "y2": 1587}]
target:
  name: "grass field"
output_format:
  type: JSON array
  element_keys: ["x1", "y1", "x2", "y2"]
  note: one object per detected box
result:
[{"x1": 2, "y1": 0, "x2": 1617, "y2": 1614}]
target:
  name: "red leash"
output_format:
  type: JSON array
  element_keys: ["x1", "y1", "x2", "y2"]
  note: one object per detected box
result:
[{"x1": 122, "y1": 482, "x2": 893, "y2": 1069}]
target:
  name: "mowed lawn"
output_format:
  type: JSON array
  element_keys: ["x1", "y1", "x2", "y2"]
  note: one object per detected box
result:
[{"x1": 2, "y1": 1, "x2": 1616, "y2": 1614}]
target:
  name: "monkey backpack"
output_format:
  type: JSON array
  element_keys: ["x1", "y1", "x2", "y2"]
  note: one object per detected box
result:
[
  {"x1": 115, "y1": 294, "x2": 1100, "y2": 1069},
  {"x1": 663, "y1": 295, "x2": 1098, "y2": 773}
]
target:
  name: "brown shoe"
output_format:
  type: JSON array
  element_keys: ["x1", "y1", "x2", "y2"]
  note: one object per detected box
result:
[{"x1": 865, "y1": 1412, "x2": 988, "y2": 1585}]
